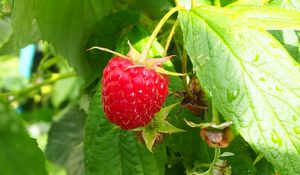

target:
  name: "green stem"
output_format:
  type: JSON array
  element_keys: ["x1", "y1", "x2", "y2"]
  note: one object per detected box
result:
[
  {"x1": 0, "y1": 72, "x2": 77, "y2": 98},
  {"x1": 199, "y1": 148, "x2": 220, "y2": 175},
  {"x1": 163, "y1": 20, "x2": 179, "y2": 57},
  {"x1": 214, "y1": 0, "x2": 221, "y2": 7},
  {"x1": 212, "y1": 103, "x2": 220, "y2": 124},
  {"x1": 182, "y1": 48, "x2": 193, "y2": 98},
  {"x1": 140, "y1": 6, "x2": 183, "y2": 62}
]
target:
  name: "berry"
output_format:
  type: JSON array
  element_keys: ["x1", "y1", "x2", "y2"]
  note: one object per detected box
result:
[{"x1": 102, "y1": 56, "x2": 169, "y2": 130}]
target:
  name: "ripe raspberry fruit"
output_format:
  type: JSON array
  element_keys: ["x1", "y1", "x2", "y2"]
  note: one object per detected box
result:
[{"x1": 102, "y1": 56, "x2": 169, "y2": 130}]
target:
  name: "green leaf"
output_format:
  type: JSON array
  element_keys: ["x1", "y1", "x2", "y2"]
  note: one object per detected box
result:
[
  {"x1": 85, "y1": 10, "x2": 140, "y2": 83},
  {"x1": 0, "y1": 55, "x2": 27, "y2": 91},
  {"x1": 131, "y1": 0, "x2": 173, "y2": 19},
  {"x1": 0, "y1": 34, "x2": 16, "y2": 55},
  {"x1": 32, "y1": 0, "x2": 113, "y2": 84},
  {"x1": 267, "y1": 0, "x2": 300, "y2": 10},
  {"x1": 269, "y1": 30, "x2": 300, "y2": 62},
  {"x1": 0, "y1": 19, "x2": 12, "y2": 48},
  {"x1": 177, "y1": 0, "x2": 212, "y2": 9},
  {"x1": 0, "y1": 103, "x2": 47, "y2": 175},
  {"x1": 84, "y1": 91, "x2": 166, "y2": 175},
  {"x1": 116, "y1": 24, "x2": 164, "y2": 58},
  {"x1": 45, "y1": 104, "x2": 86, "y2": 166},
  {"x1": 255, "y1": 158, "x2": 275, "y2": 175},
  {"x1": 224, "y1": 136, "x2": 256, "y2": 175},
  {"x1": 20, "y1": 106, "x2": 53, "y2": 122},
  {"x1": 66, "y1": 143, "x2": 85, "y2": 175},
  {"x1": 179, "y1": 6, "x2": 300, "y2": 174},
  {"x1": 11, "y1": 0, "x2": 40, "y2": 49},
  {"x1": 231, "y1": 6, "x2": 300, "y2": 31}
]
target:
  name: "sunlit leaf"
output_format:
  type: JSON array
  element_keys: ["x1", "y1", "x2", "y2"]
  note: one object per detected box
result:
[
  {"x1": 231, "y1": 6, "x2": 300, "y2": 30},
  {"x1": 179, "y1": 6, "x2": 300, "y2": 174}
]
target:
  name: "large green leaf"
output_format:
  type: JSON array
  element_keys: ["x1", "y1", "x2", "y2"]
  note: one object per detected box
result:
[
  {"x1": 130, "y1": 0, "x2": 173, "y2": 19},
  {"x1": 84, "y1": 91, "x2": 166, "y2": 175},
  {"x1": 32, "y1": 0, "x2": 113, "y2": 84},
  {"x1": 265, "y1": 0, "x2": 300, "y2": 63},
  {"x1": 179, "y1": 6, "x2": 300, "y2": 174},
  {"x1": 45, "y1": 104, "x2": 86, "y2": 166},
  {"x1": 0, "y1": 103, "x2": 47, "y2": 175},
  {"x1": 11, "y1": 0, "x2": 40, "y2": 49},
  {"x1": 269, "y1": 30, "x2": 300, "y2": 63},
  {"x1": 267, "y1": 0, "x2": 300, "y2": 10},
  {"x1": 0, "y1": 19, "x2": 12, "y2": 48},
  {"x1": 85, "y1": 10, "x2": 140, "y2": 82},
  {"x1": 66, "y1": 143, "x2": 85, "y2": 175},
  {"x1": 0, "y1": 34, "x2": 15, "y2": 55},
  {"x1": 231, "y1": 6, "x2": 300, "y2": 31}
]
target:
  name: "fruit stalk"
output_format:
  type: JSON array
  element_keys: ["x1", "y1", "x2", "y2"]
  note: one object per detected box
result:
[
  {"x1": 181, "y1": 48, "x2": 193, "y2": 98},
  {"x1": 163, "y1": 19, "x2": 179, "y2": 57},
  {"x1": 140, "y1": 6, "x2": 183, "y2": 63}
]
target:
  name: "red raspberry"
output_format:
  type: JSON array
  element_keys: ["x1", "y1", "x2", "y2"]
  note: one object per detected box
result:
[{"x1": 102, "y1": 56, "x2": 169, "y2": 130}]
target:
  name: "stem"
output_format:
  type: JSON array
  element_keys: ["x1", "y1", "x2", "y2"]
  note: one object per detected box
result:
[
  {"x1": 182, "y1": 48, "x2": 193, "y2": 98},
  {"x1": 212, "y1": 103, "x2": 220, "y2": 124},
  {"x1": 214, "y1": 0, "x2": 221, "y2": 7},
  {"x1": 163, "y1": 20, "x2": 178, "y2": 57},
  {"x1": 0, "y1": 72, "x2": 77, "y2": 98},
  {"x1": 140, "y1": 6, "x2": 183, "y2": 62},
  {"x1": 87, "y1": 46, "x2": 129, "y2": 59},
  {"x1": 200, "y1": 148, "x2": 220, "y2": 175}
]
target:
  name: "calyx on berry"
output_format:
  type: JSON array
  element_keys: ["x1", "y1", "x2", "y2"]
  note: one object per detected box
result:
[
  {"x1": 88, "y1": 44, "x2": 185, "y2": 77},
  {"x1": 134, "y1": 103, "x2": 185, "y2": 152}
]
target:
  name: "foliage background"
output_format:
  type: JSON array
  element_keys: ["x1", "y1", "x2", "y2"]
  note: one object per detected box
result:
[{"x1": 0, "y1": 0, "x2": 300, "y2": 175}]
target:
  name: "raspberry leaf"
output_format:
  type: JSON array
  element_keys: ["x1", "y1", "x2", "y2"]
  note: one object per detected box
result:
[
  {"x1": 230, "y1": 6, "x2": 300, "y2": 31},
  {"x1": 179, "y1": 6, "x2": 300, "y2": 174},
  {"x1": 0, "y1": 103, "x2": 47, "y2": 175},
  {"x1": 45, "y1": 104, "x2": 86, "y2": 166},
  {"x1": 84, "y1": 91, "x2": 166, "y2": 175},
  {"x1": 0, "y1": 20, "x2": 12, "y2": 48},
  {"x1": 11, "y1": 0, "x2": 40, "y2": 49}
]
